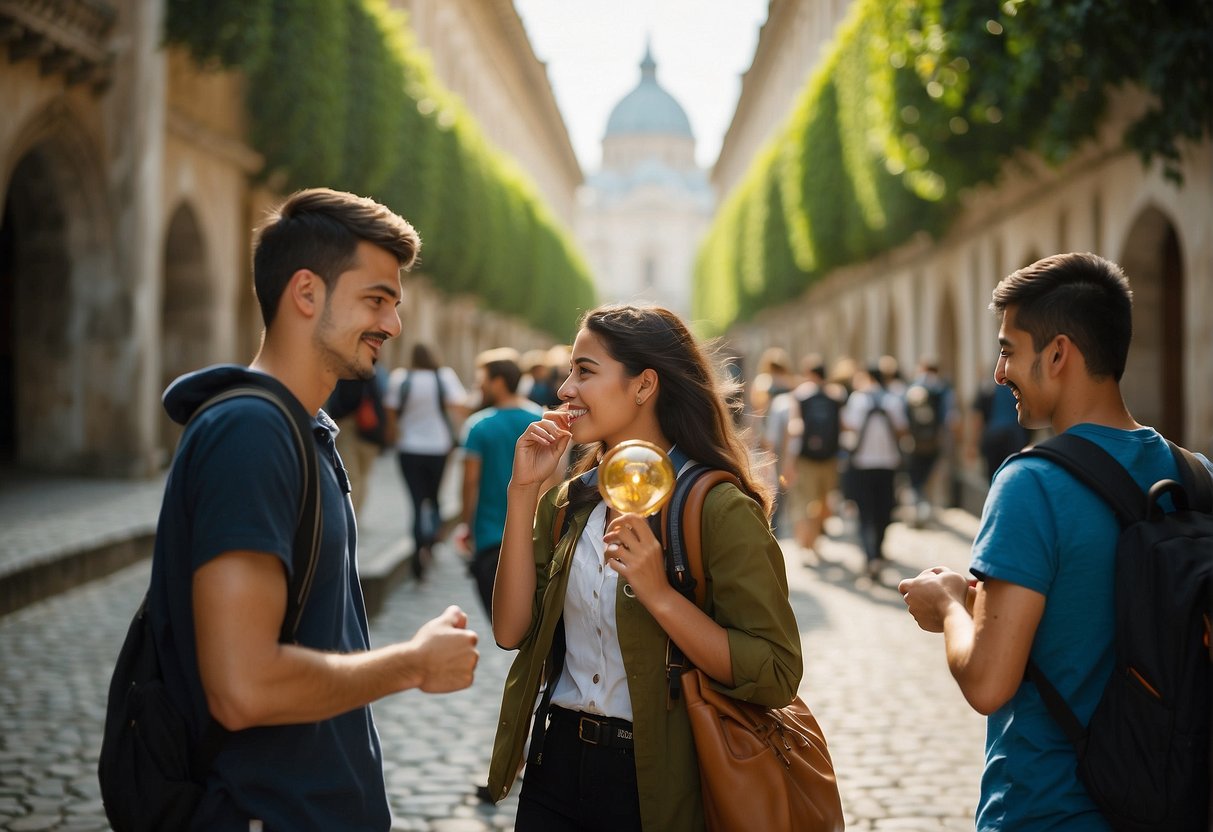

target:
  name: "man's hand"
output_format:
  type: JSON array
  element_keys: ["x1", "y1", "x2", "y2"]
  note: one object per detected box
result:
[
  {"x1": 409, "y1": 606, "x2": 479, "y2": 693},
  {"x1": 898, "y1": 567, "x2": 972, "y2": 633}
]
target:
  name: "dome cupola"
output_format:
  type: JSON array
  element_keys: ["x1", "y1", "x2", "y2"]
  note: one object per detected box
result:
[{"x1": 604, "y1": 43, "x2": 693, "y2": 139}]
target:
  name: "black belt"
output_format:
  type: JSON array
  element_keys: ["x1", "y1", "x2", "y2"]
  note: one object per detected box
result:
[{"x1": 550, "y1": 706, "x2": 634, "y2": 750}]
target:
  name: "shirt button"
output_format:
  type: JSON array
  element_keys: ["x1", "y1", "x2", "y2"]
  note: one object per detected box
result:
[
  {"x1": 593, "y1": 674, "x2": 600, "y2": 684},
  {"x1": 593, "y1": 591, "x2": 598, "y2": 599}
]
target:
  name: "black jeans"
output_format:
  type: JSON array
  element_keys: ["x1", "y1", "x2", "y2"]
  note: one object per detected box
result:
[
  {"x1": 396, "y1": 451, "x2": 448, "y2": 577},
  {"x1": 516, "y1": 708, "x2": 642, "y2": 831},
  {"x1": 469, "y1": 545, "x2": 499, "y2": 617},
  {"x1": 853, "y1": 466, "x2": 896, "y2": 562}
]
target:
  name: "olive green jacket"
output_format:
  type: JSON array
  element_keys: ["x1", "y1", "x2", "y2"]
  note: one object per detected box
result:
[{"x1": 488, "y1": 477, "x2": 803, "y2": 831}]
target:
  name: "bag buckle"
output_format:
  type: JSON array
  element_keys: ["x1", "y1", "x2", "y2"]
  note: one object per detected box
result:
[{"x1": 578, "y1": 716, "x2": 603, "y2": 745}]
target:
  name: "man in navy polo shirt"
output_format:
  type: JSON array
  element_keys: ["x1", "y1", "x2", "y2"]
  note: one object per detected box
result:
[{"x1": 151, "y1": 188, "x2": 479, "y2": 830}]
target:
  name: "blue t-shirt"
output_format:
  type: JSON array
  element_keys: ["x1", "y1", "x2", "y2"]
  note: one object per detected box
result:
[
  {"x1": 970, "y1": 423, "x2": 1192, "y2": 831},
  {"x1": 149, "y1": 368, "x2": 389, "y2": 830},
  {"x1": 461, "y1": 405, "x2": 541, "y2": 550}
]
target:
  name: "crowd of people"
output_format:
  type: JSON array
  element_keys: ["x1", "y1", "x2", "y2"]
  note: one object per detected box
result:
[
  {"x1": 123, "y1": 187, "x2": 1210, "y2": 832},
  {"x1": 748, "y1": 345, "x2": 1033, "y2": 581}
]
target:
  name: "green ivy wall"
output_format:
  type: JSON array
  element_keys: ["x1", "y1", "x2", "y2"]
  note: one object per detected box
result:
[
  {"x1": 694, "y1": 0, "x2": 1211, "y2": 336},
  {"x1": 166, "y1": 0, "x2": 596, "y2": 341}
]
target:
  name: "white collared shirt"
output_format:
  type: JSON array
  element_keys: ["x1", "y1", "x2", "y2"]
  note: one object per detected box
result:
[{"x1": 548, "y1": 501, "x2": 633, "y2": 720}]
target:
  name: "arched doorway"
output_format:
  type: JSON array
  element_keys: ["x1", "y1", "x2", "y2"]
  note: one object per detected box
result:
[
  {"x1": 1, "y1": 147, "x2": 76, "y2": 469},
  {"x1": 1119, "y1": 207, "x2": 1184, "y2": 440},
  {"x1": 160, "y1": 203, "x2": 213, "y2": 461}
]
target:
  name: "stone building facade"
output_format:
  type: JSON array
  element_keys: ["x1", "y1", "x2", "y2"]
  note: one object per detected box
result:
[
  {"x1": 712, "y1": 0, "x2": 852, "y2": 201},
  {"x1": 0, "y1": 1, "x2": 582, "y2": 477},
  {"x1": 393, "y1": 0, "x2": 581, "y2": 224},
  {"x1": 382, "y1": 0, "x2": 586, "y2": 376}
]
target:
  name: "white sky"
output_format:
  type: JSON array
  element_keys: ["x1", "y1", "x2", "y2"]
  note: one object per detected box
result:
[{"x1": 514, "y1": 0, "x2": 771, "y2": 173}]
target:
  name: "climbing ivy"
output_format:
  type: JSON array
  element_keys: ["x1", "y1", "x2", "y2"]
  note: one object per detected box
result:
[
  {"x1": 694, "y1": 0, "x2": 1211, "y2": 336},
  {"x1": 166, "y1": 0, "x2": 595, "y2": 340}
]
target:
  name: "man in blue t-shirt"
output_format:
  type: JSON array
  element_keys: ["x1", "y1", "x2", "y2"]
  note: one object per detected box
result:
[
  {"x1": 898, "y1": 252, "x2": 1213, "y2": 831},
  {"x1": 457, "y1": 352, "x2": 543, "y2": 615},
  {"x1": 149, "y1": 188, "x2": 479, "y2": 830}
]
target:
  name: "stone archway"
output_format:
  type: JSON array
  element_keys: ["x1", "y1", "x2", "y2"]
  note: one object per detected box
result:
[
  {"x1": 1119, "y1": 207, "x2": 1184, "y2": 441},
  {"x1": 1, "y1": 146, "x2": 79, "y2": 469},
  {"x1": 159, "y1": 202, "x2": 214, "y2": 461}
]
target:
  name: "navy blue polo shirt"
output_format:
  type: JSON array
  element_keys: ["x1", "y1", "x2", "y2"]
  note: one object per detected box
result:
[{"x1": 149, "y1": 366, "x2": 389, "y2": 830}]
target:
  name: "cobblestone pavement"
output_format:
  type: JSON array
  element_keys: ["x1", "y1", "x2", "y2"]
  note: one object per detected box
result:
[{"x1": 0, "y1": 454, "x2": 987, "y2": 830}]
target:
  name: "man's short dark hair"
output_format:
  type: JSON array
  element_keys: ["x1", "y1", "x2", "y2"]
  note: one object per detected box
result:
[
  {"x1": 991, "y1": 252, "x2": 1133, "y2": 381},
  {"x1": 800, "y1": 353, "x2": 826, "y2": 380},
  {"x1": 253, "y1": 188, "x2": 421, "y2": 327},
  {"x1": 483, "y1": 359, "x2": 522, "y2": 394}
]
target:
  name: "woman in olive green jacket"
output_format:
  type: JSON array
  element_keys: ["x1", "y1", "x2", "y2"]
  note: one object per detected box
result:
[{"x1": 490, "y1": 305, "x2": 803, "y2": 832}]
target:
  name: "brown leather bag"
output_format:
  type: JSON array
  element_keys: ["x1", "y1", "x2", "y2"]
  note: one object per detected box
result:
[{"x1": 675, "y1": 469, "x2": 845, "y2": 832}]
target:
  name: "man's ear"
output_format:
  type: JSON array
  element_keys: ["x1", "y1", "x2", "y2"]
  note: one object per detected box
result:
[
  {"x1": 286, "y1": 269, "x2": 324, "y2": 319},
  {"x1": 1049, "y1": 334, "x2": 1072, "y2": 376}
]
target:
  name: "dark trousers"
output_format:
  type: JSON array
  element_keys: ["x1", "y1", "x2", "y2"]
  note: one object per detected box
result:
[
  {"x1": 469, "y1": 545, "x2": 500, "y2": 617},
  {"x1": 396, "y1": 451, "x2": 449, "y2": 577},
  {"x1": 906, "y1": 451, "x2": 938, "y2": 492},
  {"x1": 853, "y1": 467, "x2": 896, "y2": 563},
  {"x1": 516, "y1": 708, "x2": 642, "y2": 831}
]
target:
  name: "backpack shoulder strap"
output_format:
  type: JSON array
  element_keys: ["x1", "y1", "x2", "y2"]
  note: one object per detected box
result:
[
  {"x1": 1015, "y1": 432, "x2": 1170, "y2": 753},
  {"x1": 1014, "y1": 433, "x2": 1143, "y2": 528},
  {"x1": 190, "y1": 382, "x2": 322, "y2": 643},
  {"x1": 672, "y1": 468, "x2": 743, "y2": 609},
  {"x1": 1025, "y1": 659, "x2": 1086, "y2": 749},
  {"x1": 1168, "y1": 441, "x2": 1213, "y2": 513},
  {"x1": 854, "y1": 393, "x2": 893, "y2": 453}
]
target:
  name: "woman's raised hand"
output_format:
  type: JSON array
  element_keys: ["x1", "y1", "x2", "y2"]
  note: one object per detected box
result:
[
  {"x1": 603, "y1": 513, "x2": 669, "y2": 606},
  {"x1": 511, "y1": 410, "x2": 572, "y2": 489}
]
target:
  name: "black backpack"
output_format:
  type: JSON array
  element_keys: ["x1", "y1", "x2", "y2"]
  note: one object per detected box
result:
[
  {"x1": 98, "y1": 379, "x2": 323, "y2": 832},
  {"x1": 1017, "y1": 433, "x2": 1213, "y2": 832},
  {"x1": 904, "y1": 382, "x2": 944, "y2": 456},
  {"x1": 798, "y1": 390, "x2": 842, "y2": 461}
]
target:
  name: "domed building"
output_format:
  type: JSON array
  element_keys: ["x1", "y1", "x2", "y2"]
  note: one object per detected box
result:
[{"x1": 576, "y1": 45, "x2": 713, "y2": 316}]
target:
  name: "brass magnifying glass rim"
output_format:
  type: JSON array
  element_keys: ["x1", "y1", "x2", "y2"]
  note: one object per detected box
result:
[{"x1": 597, "y1": 439, "x2": 676, "y2": 517}]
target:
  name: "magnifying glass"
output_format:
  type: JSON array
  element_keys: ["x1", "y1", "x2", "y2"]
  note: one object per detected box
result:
[{"x1": 597, "y1": 439, "x2": 676, "y2": 516}]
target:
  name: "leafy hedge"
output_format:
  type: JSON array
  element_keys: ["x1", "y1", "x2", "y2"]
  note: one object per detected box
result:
[
  {"x1": 166, "y1": 0, "x2": 596, "y2": 340},
  {"x1": 694, "y1": 0, "x2": 1212, "y2": 336}
]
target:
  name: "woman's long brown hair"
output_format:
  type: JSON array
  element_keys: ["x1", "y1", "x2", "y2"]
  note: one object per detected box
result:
[{"x1": 565, "y1": 304, "x2": 771, "y2": 517}]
